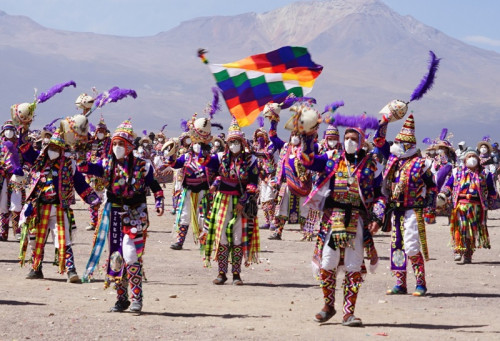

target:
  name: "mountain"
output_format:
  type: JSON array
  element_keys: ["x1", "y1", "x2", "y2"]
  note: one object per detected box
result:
[{"x1": 0, "y1": 0, "x2": 499, "y2": 146}]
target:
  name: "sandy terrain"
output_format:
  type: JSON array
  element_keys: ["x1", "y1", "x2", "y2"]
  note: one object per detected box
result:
[{"x1": 0, "y1": 184, "x2": 499, "y2": 341}]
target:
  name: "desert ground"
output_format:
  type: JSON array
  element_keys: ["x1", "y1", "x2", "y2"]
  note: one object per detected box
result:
[{"x1": 0, "y1": 183, "x2": 499, "y2": 341}]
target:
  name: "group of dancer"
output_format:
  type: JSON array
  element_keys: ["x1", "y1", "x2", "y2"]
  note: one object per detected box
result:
[{"x1": 1, "y1": 87, "x2": 498, "y2": 325}]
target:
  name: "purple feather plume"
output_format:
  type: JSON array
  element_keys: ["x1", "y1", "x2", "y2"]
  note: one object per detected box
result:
[
  {"x1": 160, "y1": 124, "x2": 168, "y2": 133},
  {"x1": 3, "y1": 141, "x2": 21, "y2": 170},
  {"x1": 208, "y1": 87, "x2": 221, "y2": 119},
  {"x1": 142, "y1": 130, "x2": 147, "y2": 136},
  {"x1": 94, "y1": 86, "x2": 137, "y2": 108},
  {"x1": 334, "y1": 113, "x2": 379, "y2": 131},
  {"x1": 43, "y1": 117, "x2": 62, "y2": 132},
  {"x1": 211, "y1": 122, "x2": 224, "y2": 130},
  {"x1": 281, "y1": 96, "x2": 316, "y2": 109},
  {"x1": 257, "y1": 116, "x2": 265, "y2": 128},
  {"x1": 89, "y1": 123, "x2": 96, "y2": 133},
  {"x1": 439, "y1": 128, "x2": 448, "y2": 141},
  {"x1": 37, "y1": 81, "x2": 76, "y2": 103},
  {"x1": 422, "y1": 137, "x2": 433, "y2": 145},
  {"x1": 323, "y1": 100, "x2": 344, "y2": 114},
  {"x1": 410, "y1": 51, "x2": 441, "y2": 102},
  {"x1": 180, "y1": 119, "x2": 189, "y2": 132}
]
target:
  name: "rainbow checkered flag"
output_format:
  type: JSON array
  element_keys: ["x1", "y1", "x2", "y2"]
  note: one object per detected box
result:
[{"x1": 198, "y1": 46, "x2": 323, "y2": 127}]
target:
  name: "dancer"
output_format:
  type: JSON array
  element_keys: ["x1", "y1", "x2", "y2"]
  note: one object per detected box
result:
[
  {"x1": 19, "y1": 129, "x2": 100, "y2": 282},
  {"x1": 438, "y1": 149, "x2": 497, "y2": 263},
  {"x1": 203, "y1": 118, "x2": 260, "y2": 286},
  {"x1": 80, "y1": 119, "x2": 164, "y2": 313},
  {"x1": 300, "y1": 111, "x2": 385, "y2": 327}
]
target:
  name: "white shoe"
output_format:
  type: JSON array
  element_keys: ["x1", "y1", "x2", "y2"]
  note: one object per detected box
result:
[
  {"x1": 86, "y1": 225, "x2": 96, "y2": 231},
  {"x1": 454, "y1": 254, "x2": 462, "y2": 262}
]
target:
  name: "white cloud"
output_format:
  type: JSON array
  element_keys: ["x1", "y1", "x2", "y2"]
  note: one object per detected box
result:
[{"x1": 463, "y1": 35, "x2": 500, "y2": 47}]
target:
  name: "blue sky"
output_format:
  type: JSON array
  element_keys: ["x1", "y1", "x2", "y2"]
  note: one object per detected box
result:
[{"x1": 1, "y1": 0, "x2": 499, "y2": 53}]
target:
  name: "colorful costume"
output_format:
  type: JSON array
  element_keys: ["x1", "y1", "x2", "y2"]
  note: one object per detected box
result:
[
  {"x1": 85, "y1": 116, "x2": 111, "y2": 231},
  {"x1": 167, "y1": 115, "x2": 214, "y2": 250},
  {"x1": 19, "y1": 129, "x2": 100, "y2": 282},
  {"x1": 300, "y1": 112, "x2": 385, "y2": 326},
  {"x1": 440, "y1": 150, "x2": 497, "y2": 263},
  {"x1": 81, "y1": 119, "x2": 164, "y2": 314},
  {"x1": 0, "y1": 121, "x2": 25, "y2": 241},
  {"x1": 204, "y1": 118, "x2": 260, "y2": 286},
  {"x1": 252, "y1": 125, "x2": 277, "y2": 230},
  {"x1": 381, "y1": 115, "x2": 437, "y2": 297}
]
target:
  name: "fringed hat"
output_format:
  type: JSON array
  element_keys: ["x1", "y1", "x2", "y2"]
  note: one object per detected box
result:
[
  {"x1": 112, "y1": 119, "x2": 136, "y2": 145},
  {"x1": 477, "y1": 136, "x2": 493, "y2": 154},
  {"x1": 227, "y1": 117, "x2": 245, "y2": 141},
  {"x1": 253, "y1": 116, "x2": 268, "y2": 141},
  {"x1": 394, "y1": 114, "x2": 417, "y2": 145},
  {"x1": 48, "y1": 129, "x2": 65, "y2": 148},
  {"x1": 188, "y1": 115, "x2": 212, "y2": 144},
  {"x1": 1, "y1": 120, "x2": 16, "y2": 133},
  {"x1": 379, "y1": 51, "x2": 440, "y2": 123},
  {"x1": 139, "y1": 130, "x2": 152, "y2": 145},
  {"x1": 435, "y1": 128, "x2": 454, "y2": 152},
  {"x1": 284, "y1": 98, "x2": 321, "y2": 134},
  {"x1": 96, "y1": 115, "x2": 107, "y2": 131}
]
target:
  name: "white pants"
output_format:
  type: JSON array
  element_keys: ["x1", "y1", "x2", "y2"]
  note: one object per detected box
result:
[
  {"x1": 47, "y1": 206, "x2": 72, "y2": 248},
  {"x1": 259, "y1": 181, "x2": 276, "y2": 203},
  {"x1": 401, "y1": 209, "x2": 421, "y2": 257},
  {"x1": 0, "y1": 178, "x2": 23, "y2": 213},
  {"x1": 278, "y1": 186, "x2": 307, "y2": 218},
  {"x1": 219, "y1": 198, "x2": 242, "y2": 246},
  {"x1": 321, "y1": 219, "x2": 364, "y2": 272},
  {"x1": 179, "y1": 190, "x2": 206, "y2": 226},
  {"x1": 122, "y1": 234, "x2": 139, "y2": 264}
]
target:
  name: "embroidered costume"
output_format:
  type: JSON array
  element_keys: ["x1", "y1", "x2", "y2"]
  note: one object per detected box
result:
[{"x1": 80, "y1": 119, "x2": 164, "y2": 314}]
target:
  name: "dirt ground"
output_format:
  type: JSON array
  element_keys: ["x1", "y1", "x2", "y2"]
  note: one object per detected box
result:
[{"x1": 0, "y1": 183, "x2": 499, "y2": 341}]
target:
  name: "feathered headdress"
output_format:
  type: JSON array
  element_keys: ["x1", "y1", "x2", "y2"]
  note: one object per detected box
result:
[
  {"x1": 204, "y1": 87, "x2": 221, "y2": 119},
  {"x1": 380, "y1": 51, "x2": 441, "y2": 123},
  {"x1": 333, "y1": 113, "x2": 379, "y2": 132},
  {"x1": 257, "y1": 116, "x2": 265, "y2": 128},
  {"x1": 180, "y1": 119, "x2": 189, "y2": 133},
  {"x1": 89, "y1": 123, "x2": 96, "y2": 133},
  {"x1": 42, "y1": 117, "x2": 62, "y2": 135},
  {"x1": 37, "y1": 81, "x2": 77, "y2": 104},
  {"x1": 160, "y1": 124, "x2": 168, "y2": 133},
  {"x1": 323, "y1": 100, "x2": 345, "y2": 115},
  {"x1": 88, "y1": 86, "x2": 138, "y2": 117}
]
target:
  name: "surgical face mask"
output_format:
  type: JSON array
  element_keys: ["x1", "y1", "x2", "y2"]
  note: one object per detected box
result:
[
  {"x1": 229, "y1": 141, "x2": 241, "y2": 154},
  {"x1": 192, "y1": 143, "x2": 201, "y2": 154},
  {"x1": 214, "y1": 141, "x2": 221, "y2": 147},
  {"x1": 113, "y1": 145, "x2": 126, "y2": 159},
  {"x1": 480, "y1": 147, "x2": 488, "y2": 154},
  {"x1": 97, "y1": 132, "x2": 105, "y2": 140},
  {"x1": 158, "y1": 138, "x2": 164, "y2": 143},
  {"x1": 327, "y1": 140, "x2": 337, "y2": 149},
  {"x1": 4, "y1": 130, "x2": 14, "y2": 139},
  {"x1": 47, "y1": 150, "x2": 60, "y2": 160},
  {"x1": 184, "y1": 138, "x2": 191, "y2": 145},
  {"x1": 142, "y1": 143, "x2": 148, "y2": 147},
  {"x1": 344, "y1": 139, "x2": 358, "y2": 154},
  {"x1": 437, "y1": 149, "x2": 445, "y2": 155},
  {"x1": 390, "y1": 142, "x2": 404, "y2": 157},
  {"x1": 43, "y1": 138, "x2": 50, "y2": 144},
  {"x1": 466, "y1": 157, "x2": 478, "y2": 169},
  {"x1": 290, "y1": 136, "x2": 300, "y2": 146}
]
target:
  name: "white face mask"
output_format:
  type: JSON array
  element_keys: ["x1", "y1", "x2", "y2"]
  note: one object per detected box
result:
[
  {"x1": 47, "y1": 150, "x2": 60, "y2": 160},
  {"x1": 184, "y1": 138, "x2": 191, "y2": 145},
  {"x1": 97, "y1": 132, "x2": 105, "y2": 140},
  {"x1": 344, "y1": 139, "x2": 358, "y2": 154},
  {"x1": 192, "y1": 143, "x2": 201, "y2": 154},
  {"x1": 290, "y1": 136, "x2": 300, "y2": 146},
  {"x1": 229, "y1": 142, "x2": 241, "y2": 154},
  {"x1": 327, "y1": 140, "x2": 337, "y2": 149},
  {"x1": 158, "y1": 138, "x2": 164, "y2": 143},
  {"x1": 4, "y1": 130, "x2": 14, "y2": 139},
  {"x1": 480, "y1": 147, "x2": 488, "y2": 154},
  {"x1": 214, "y1": 141, "x2": 221, "y2": 147},
  {"x1": 113, "y1": 145, "x2": 126, "y2": 159},
  {"x1": 43, "y1": 138, "x2": 50, "y2": 144},
  {"x1": 390, "y1": 143, "x2": 404, "y2": 157},
  {"x1": 142, "y1": 142, "x2": 148, "y2": 147},
  {"x1": 466, "y1": 157, "x2": 478, "y2": 168},
  {"x1": 437, "y1": 149, "x2": 445, "y2": 155}
]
